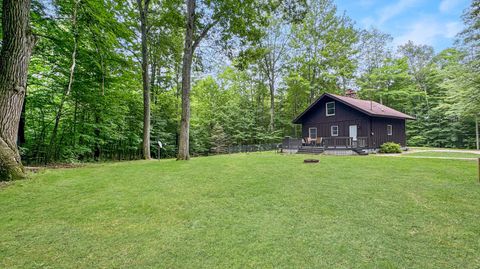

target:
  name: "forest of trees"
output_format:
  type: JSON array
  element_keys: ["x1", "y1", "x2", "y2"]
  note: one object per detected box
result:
[{"x1": 0, "y1": 0, "x2": 479, "y2": 179}]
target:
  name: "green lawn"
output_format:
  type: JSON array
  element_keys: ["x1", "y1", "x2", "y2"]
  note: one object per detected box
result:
[
  {"x1": 1, "y1": 153, "x2": 479, "y2": 268},
  {"x1": 404, "y1": 151, "x2": 480, "y2": 158}
]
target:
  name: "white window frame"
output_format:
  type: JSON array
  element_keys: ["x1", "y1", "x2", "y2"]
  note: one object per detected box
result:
[
  {"x1": 331, "y1": 125, "x2": 339, "y2": 136},
  {"x1": 387, "y1": 125, "x2": 393, "y2": 136},
  {"x1": 326, "y1": 101, "x2": 335, "y2": 116},
  {"x1": 309, "y1": 127, "x2": 317, "y2": 140}
]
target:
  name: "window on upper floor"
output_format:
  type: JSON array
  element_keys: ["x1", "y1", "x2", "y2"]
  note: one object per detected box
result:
[{"x1": 326, "y1": 101, "x2": 335, "y2": 116}]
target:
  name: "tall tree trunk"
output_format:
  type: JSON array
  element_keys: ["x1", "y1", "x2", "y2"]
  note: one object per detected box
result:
[
  {"x1": 150, "y1": 59, "x2": 156, "y2": 103},
  {"x1": 48, "y1": 0, "x2": 79, "y2": 162},
  {"x1": 268, "y1": 78, "x2": 275, "y2": 132},
  {"x1": 309, "y1": 65, "x2": 316, "y2": 103},
  {"x1": 476, "y1": 116, "x2": 479, "y2": 150},
  {"x1": 177, "y1": 0, "x2": 195, "y2": 160},
  {"x1": 175, "y1": 63, "x2": 181, "y2": 149},
  {"x1": 138, "y1": 0, "x2": 151, "y2": 159},
  {"x1": 0, "y1": 0, "x2": 36, "y2": 180},
  {"x1": 72, "y1": 97, "x2": 78, "y2": 148},
  {"x1": 177, "y1": 0, "x2": 216, "y2": 160},
  {"x1": 94, "y1": 112, "x2": 101, "y2": 161}
]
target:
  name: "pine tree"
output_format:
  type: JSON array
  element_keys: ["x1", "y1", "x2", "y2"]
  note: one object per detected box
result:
[{"x1": 210, "y1": 123, "x2": 227, "y2": 154}]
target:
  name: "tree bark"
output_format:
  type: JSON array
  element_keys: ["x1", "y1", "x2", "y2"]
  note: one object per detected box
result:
[
  {"x1": 177, "y1": 0, "x2": 195, "y2": 160},
  {"x1": 268, "y1": 77, "x2": 275, "y2": 132},
  {"x1": 476, "y1": 116, "x2": 479, "y2": 150},
  {"x1": 150, "y1": 59, "x2": 156, "y2": 104},
  {"x1": 177, "y1": 0, "x2": 217, "y2": 160},
  {"x1": 94, "y1": 112, "x2": 101, "y2": 161},
  {"x1": 0, "y1": 0, "x2": 36, "y2": 180},
  {"x1": 262, "y1": 54, "x2": 276, "y2": 132},
  {"x1": 138, "y1": 0, "x2": 151, "y2": 159},
  {"x1": 48, "y1": 0, "x2": 79, "y2": 162}
]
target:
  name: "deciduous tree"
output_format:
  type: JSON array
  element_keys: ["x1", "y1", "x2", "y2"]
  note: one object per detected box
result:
[
  {"x1": 177, "y1": 0, "x2": 269, "y2": 160},
  {"x1": 137, "y1": 0, "x2": 152, "y2": 159},
  {"x1": 0, "y1": 0, "x2": 36, "y2": 180}
]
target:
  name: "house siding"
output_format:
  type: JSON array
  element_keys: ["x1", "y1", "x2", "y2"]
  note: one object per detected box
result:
[
  {"x1": 301, "y1": 96, "x2": 370, "y2": 139},
  {"x1": 299, "y1": 96, "x2": 407, "y2": 148},
  {"x1": 370, "y1": 117, "x2": 406, "y2": 147}
]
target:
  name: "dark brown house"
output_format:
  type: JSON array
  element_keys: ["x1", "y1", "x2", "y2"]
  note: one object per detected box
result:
[{"x1": 292, "y1": 93, "x2": 415, "y2": 151}]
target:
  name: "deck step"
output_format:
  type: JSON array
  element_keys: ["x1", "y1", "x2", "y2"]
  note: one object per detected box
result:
[
  {"x1": 352, "y1": 148, "x2": 369, "y2": 155},
  {"x1": 297, "y1": 147, "x2": 325, "y2": 154}
]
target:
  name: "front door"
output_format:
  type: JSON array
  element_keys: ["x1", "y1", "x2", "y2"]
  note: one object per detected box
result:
[{"x1": 349, "y1": 125, "x2": 357, "y2": 141}]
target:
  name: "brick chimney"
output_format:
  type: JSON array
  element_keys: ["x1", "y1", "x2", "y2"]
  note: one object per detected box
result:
[{"x1": 345, "y1": 89, "x2": 357, "y2": 99}]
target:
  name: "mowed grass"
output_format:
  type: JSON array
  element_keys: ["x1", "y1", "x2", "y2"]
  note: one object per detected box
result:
[
  {"x1": 404, "y1": 151, "x2": 480, "y2": 158},
  {"x1": 1, "y1": 153, "x2": 479, "y2": 268}
]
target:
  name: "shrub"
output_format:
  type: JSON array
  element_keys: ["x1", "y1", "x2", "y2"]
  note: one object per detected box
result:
[
  {"x1": 379, "y1": 142, "x2": 402, "y2": 153},
  {"x1": 408, "y1": 135, "x2": 426, "y2": 146}
]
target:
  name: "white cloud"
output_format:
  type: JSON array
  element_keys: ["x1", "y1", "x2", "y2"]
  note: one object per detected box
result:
[
  {"x1": 394, "y1": 18, "x2": 462, "y2": 47},
  {"x1": 445, "y1": 21, "x2": 462, "y2": 38},
  {"x1": 439, "y1": 0, "x2": 460, "y2": 13},
  {"x1": 360, "y1": 17, "x2": 375, "y2": 28},
  {"x1": 378, "y1": 0, "x2": 418, "y2": 24}
]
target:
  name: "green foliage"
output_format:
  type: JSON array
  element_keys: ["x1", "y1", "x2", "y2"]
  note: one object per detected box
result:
[
  {"x1": 6, "y1": 0, "x2": 479, "y2": 166},
  {"x1": 408, "y1": 135, "x2": 426, "y2": 147},
  {"x1": 379, "y1": 142, "x2": 402, "y2": 153},
  {"x1": 358, "y1": 57, "x2": 417, "y2": 111},
  {"x1": 19, "y1": 0, "x2": 185, "y2": 164},
  {"x1": 189, "y1": 68, "x2": 283, "y2": 154},
  {"x1": 210, "y1": 123, "x2": 227, "y2": 154},
  {"x1": 289, "y1": 0, "x2": 358, "y2": 100}
]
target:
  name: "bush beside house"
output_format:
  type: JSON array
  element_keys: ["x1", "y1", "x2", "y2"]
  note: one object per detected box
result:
[{"x1": 379, "y1": 142, "x2": 402, "y2": 153}]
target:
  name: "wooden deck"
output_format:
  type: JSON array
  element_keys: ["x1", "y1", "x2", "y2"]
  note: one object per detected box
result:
[
  {"x1": 322, "y1": 137, "x2": 368, "y2": 149},
  {"x1": 281, "y1": 136, "x2": 370, "y2": 155}
]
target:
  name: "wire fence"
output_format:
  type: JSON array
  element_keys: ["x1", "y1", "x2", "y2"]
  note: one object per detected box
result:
[
  {"x1": 225, "y1": 143, "x2": 279, "y2": 154},
  {"x1": 22, "y1": 143, "x2": 280, "y2": 165}
]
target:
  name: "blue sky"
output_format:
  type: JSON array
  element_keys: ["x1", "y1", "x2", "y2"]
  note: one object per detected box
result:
[{"x1": 336, "y1": 0, "x2": 470, "y2": 52}]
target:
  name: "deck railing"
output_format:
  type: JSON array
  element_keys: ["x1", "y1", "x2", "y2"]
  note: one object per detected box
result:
[
  {"x1": 322, "y1": 136, "x2": 368, "y2": 149},
  {"x1": 282, "y1": 136, "x2": 303, "y2": 150},
  {"x1": 280, "y1": 136, "x2": 369, "y2": 151}
]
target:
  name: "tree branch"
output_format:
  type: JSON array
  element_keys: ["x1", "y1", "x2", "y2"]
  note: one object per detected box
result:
[
  {"x1": 33, "y1": 32, "x2": 59, "y2": 43},
  {"x1": 192, "y1": 19, "x2": 219, "y2": 52}
]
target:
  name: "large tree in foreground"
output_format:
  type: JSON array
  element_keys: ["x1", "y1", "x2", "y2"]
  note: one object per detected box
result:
[
  {"x1": 0, "y1": 0, "x2": 36, "y2": 180},
  {"x1": 177, "y1": 0, "x2": 269, "y2": 160},
  {"x1": 137, "y1": 0, "x2": 152, "y2": 159}
]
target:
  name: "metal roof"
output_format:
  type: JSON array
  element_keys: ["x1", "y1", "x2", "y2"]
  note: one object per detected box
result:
[{"x1": 292, "y1": 93, "x2": 415, "y2": 124}]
